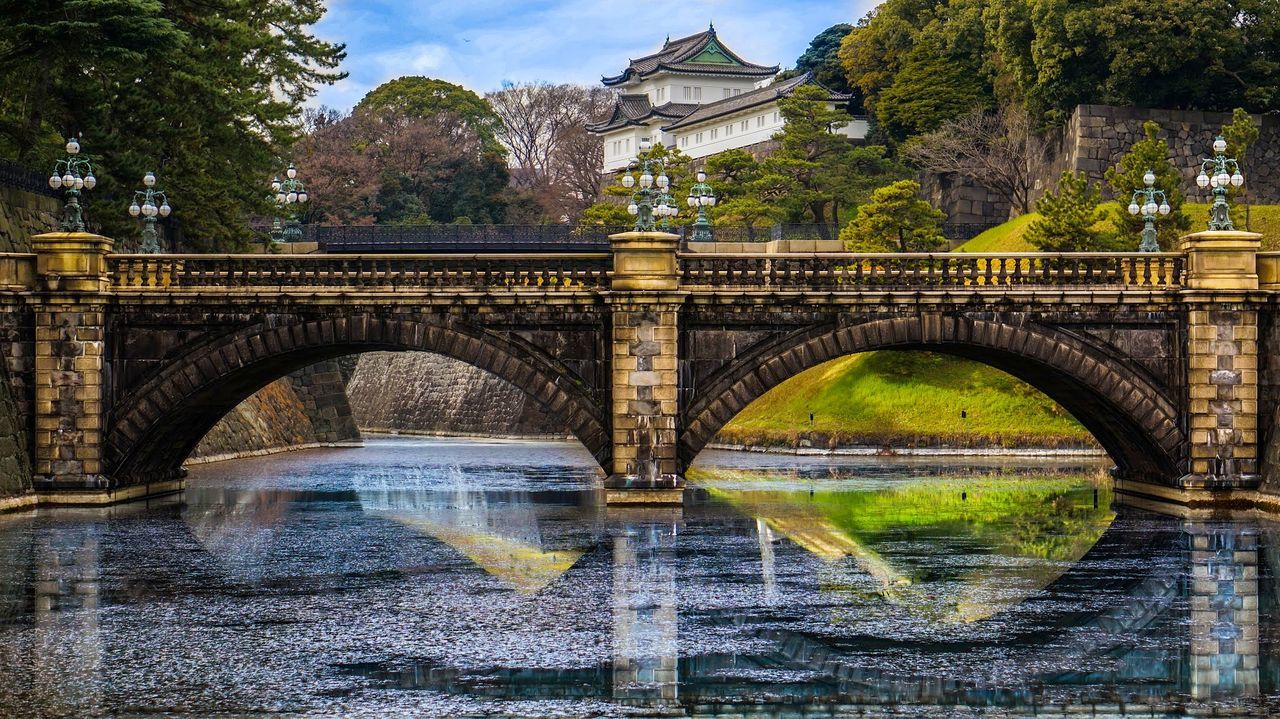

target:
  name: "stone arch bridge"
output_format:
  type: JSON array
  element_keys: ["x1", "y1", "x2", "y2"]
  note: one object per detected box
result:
[{"x1": 1, "y1": 229, "x2": 1278, "y2": 506}]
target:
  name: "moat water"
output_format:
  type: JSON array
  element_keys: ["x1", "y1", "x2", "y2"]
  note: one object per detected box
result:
[{"x1": 0, "y1": 436, "x2": 1278, "y2": 718}]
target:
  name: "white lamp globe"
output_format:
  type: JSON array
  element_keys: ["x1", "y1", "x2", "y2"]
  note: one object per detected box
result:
[
  {"x1": 1214, "y1": 137, "x2": 1228, "y2": 154},
  {"x1": 276, "y1": 192, "x2": 286, "y2": 203},
  {"x1": 83, "y1": 175, "x2": 95, "y2": 190},
  {"x1": 129, "y1": 202, "x2": 141, "y2": 217},
  {"x1": 639, "y1": 138, "x2": 652, "y2": 152},
  {"x1": 1158, "y1": 203, "x2": 1171, "y2": 215},
  {"x1": 626, "y1": 203, "x2": 638, "y2": 215},
  {"x1": 621, "y1": 174, "x2": 635, "y2": 188},
  {"x1": 62, "y1": 173, "x2": 74, "y2": 188},
  {"x1": 286, "y1": 191, "x2": 298, "y2": 203},
  {"x1": 1218, "y1": 172, "x2": 1231, "y2": 187},
  {"x1": 72, "y1": 176, "x2": 84, "y2": 190},
  {"x1": 271, "y1": 179, "x2": 282, "y2": 192},
  {"x1": 1127, "y1": 202, "x2": 1140, "y2": 215},
  {"x1": 143, "y1": 203, "x2": 157, "y2": 217},
  {"x1": 697, "y1": 172, "x2": 707, "y2": 183},
  {"x1": 656, "y1": 174, "x2": 669, "y2": 190},
  {"x1": 65, "y1": 138, "x2": 80, "y2": 155},
  {"x1": 1146, "y1": 202, "x2": 1159, "y2": 216},
  {"x1": 1231, "y1": 172, "x2": 1244, "y2": 187},
  {"x1": 49, "y1": 175, "x2": 62, "y2": 189},
  {"x1": 286, "y1": 164, "x2": 297, "y2": 179},
  {"x1": 687, "y1": 195, "x2": 697, "y2": 208},
  {"x1": 707, "y1": 195, "x2": 717, "y2": 207},
  {"x1": 1142, "y1": 171, "x2": 1156, "y2": 187},
  {"x1": 639, "y1": 172, "x2": 653, "y2": 189},
  {"x1": 159, "y1": 203, "x2": 171, "y2": 217},
  {"x1": 298, "y1": 192, "x2": 308, "y2": 203},
  {"x1": 1197, "y1": 172, "x2": 1210, "y2": 188},
  {"x1": 143, "y1": 172, "x2": 156, "y2": 187}
]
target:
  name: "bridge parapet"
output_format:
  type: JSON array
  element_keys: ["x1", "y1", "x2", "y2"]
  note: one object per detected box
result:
[
  {"x1": 106, "y1": 253, "x2": 612, "y2": 291},
  {"x1": 0, "y1": 253, "x2": 34, "y2": 292},
  {"x1": 679, "y1": 252, "x2": 1185, "y2": 290}
]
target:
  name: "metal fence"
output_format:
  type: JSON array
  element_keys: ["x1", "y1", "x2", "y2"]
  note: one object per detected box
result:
[
  {"x1": 310, "y1": 223, "x2": 849, "y2": 253},
  {"x1": 0, "y1": 158, "x2": 58, "y2": 197}
]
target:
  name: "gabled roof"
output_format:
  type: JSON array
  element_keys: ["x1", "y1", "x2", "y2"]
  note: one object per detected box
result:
[
  {"x1": 602, "y1": 25, "x2": 779, "y2": 87},
  {"x1": 661, "y1": 72, "x2": 853, "y2": 131},
  {"x1": 586, "y1": 94, "x2": 699, "y2": 134}
]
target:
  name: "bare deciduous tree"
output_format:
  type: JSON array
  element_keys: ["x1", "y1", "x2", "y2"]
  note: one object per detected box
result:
[
  {"x1": 903, "y1": 106, "x2": 1048, "y2": 215},
  {"x1": 486, "y1": 82, "x2": 613, "y2": 220}
]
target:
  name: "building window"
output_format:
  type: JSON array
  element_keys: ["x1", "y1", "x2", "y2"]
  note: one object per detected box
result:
[
  {"x1": 625, "y1": 139, "x2": 630, "y2": 152},
  {"x1": 774, "y1": 112, "x2": 780, "y2": 123},
  {"x1": 740, "y1": 120, "x2": 749, "y2": 132},
  {"x1": 696, "y1": 132, "x2": 703, "y2": 143},
  {"x1": 694, "y1": 87, "x2": 702, "y2": 101},
  {"x1": 757, "y1": 115, "x2": 764, "y2": 128},
  {"x1": 710, "y1": 128, "x2": 718, "y2": 140},
  {"x1": 723, "y1": 88, "x2": 731, "y2": 99},
  {"x1": 733, "y1": 89, "x2": 742, "y2": 96},
  {"x1": 683, "y1": 86, "x2": 692, "y2": 100},
  {"x1": 725, "y1": 124, "x2": 733, "y2": 136},
  {"x1": 680, "y1": 136, "x2": 688, "y2": 148}
]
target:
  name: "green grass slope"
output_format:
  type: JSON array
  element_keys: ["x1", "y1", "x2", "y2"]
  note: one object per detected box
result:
[
  {"x1": 957, "y1": 203, "x2": 1280, "y2": 253},
  {"x1": 718, "y1": 352, "x2": 1094, "y2": 449}
]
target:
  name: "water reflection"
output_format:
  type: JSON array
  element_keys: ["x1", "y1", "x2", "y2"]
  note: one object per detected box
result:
[{"x1": 0, "y1": 438, "x2": 1275, "y2": 717}]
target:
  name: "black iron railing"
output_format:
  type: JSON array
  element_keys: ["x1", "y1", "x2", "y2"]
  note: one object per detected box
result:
[{"x1": 0, "y1": 158, "x2": 58, "y2": 197}]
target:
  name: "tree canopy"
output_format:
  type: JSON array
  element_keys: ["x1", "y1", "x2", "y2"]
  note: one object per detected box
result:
[
  {"x1": 792, "y1": 24, "x2": 857, "y2": 96},
  {"x1": 840, "y1": 179, "x2": 947, "y2": 252},
  {"x1": 0, "y1": 0, "x2": 346, "y2": 250}
]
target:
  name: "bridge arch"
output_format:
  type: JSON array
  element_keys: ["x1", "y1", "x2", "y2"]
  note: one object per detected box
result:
[
  {"x1": 105, "y1": 314, "x2": 610, "y2": 484},
  {"x1": 681, "y1": 315, "x2": 1185, "y2": 482}
]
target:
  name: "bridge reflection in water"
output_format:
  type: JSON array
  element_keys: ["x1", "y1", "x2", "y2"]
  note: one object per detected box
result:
[{"x1": 0, "y1": 439, "x2": 1277, "y2": 716}]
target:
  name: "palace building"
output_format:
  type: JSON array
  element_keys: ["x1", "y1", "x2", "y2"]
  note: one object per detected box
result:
[{"x1": 589, "y1": 24, "x2": 867, "y2": 173}]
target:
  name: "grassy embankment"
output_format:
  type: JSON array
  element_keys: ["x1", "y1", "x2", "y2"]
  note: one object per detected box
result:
[{"x1": 716, "y1": 203, "x2": 1280, "y2": 451}]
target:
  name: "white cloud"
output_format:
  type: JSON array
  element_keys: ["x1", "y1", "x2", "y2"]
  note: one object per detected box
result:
[{"x1": 310, "y1": 0, "x2": 879, "y2": 109}]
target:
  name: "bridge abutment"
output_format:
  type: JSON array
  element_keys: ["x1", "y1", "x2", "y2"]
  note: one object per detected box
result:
[{"x1": 29, "y1": 233, "x2": 112, "y2": 491}]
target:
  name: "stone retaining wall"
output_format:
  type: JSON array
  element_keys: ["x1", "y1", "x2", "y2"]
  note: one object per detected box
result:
[
  {"x1": 0, "y1": 185, "x2": 58, "y2": 253},
  {"x1": 346, "y1": 352, "x2": 568, "y2": 437},
  {"x1": 926, "y1": 104, "x2": 1280, "y2": 226},
  {"x1": 191, "y1": 358, "x2": 361, "y2": 463}
]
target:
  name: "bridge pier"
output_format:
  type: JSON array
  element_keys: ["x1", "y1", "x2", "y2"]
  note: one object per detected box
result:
[
  {"x1": 603, "y1": 231, "x2": 685, "y2": 505},
  {"x1": 1178, "y1": 231, "x2": 1263, "y2": 490}
]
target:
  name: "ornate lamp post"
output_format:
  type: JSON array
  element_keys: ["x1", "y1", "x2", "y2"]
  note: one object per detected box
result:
[
  {"x1": 47, "y1": 137, "x2": 97, "y2": 232},
  {"x1": 1125, "y1": 169, "x2": 1171, "y2": 252},
  {"x1": 1196, "y1": 135, "x2": 1244, "y2": 231},
  {"x1": 128, "y1": 172, "x2": 171, "y2": 253},
  {"x1": 686, "y1": 171, "x2": 716, "y2": 243},
  {"x1": 270, "y1": 163, "x2": 309, "y2": 243},
  {"x1": 619, "y1": 140, "x2": 672, "y2": 232}
]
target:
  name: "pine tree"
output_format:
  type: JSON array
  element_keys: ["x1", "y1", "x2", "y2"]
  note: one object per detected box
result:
[
  {"x1": 1106, "y1": 121, "x2": 1189, "y2": 250},
  {"x1": 1025, "y1": 171, "x2": 1117, "y2": 252},
  {"x1": 840, "y1": 180, "x2": 946, "y2": 252}
]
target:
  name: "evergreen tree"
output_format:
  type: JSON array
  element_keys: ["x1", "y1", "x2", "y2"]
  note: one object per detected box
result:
[
  {"x1": 1223, "y1": 108, "x2": 1260, "y2": 221},
  {"x1": 0, "y1": 0, "x2": 346, "y2": 249},
  {"x1": 793, "y1": 24, "x2": 857, "y2": 96},
  {"x1": 1106, "y1": 121, "x2": 1190, "y2": 249},
  {"x1": 840, "y1": 180, "x2": 946, "y2": 252},
  {"x1": 358, "y1": 77, "x2": 504, "y2": 152},
  {"x1": 1025, "y1": 171, "x2": 1116, "y2": 251}
]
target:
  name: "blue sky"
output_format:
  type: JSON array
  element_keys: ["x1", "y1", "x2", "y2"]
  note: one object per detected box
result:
[{"x1": 312, "y1": 1, "x2": 877, "y2": 110}]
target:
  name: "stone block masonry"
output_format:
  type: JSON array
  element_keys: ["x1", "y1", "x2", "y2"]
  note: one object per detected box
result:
[
  {"x1": 346, "y1": 352, "x2": 568, "y2": 438},
  {"x1": 191, "y1": 359, "x2": 361, "y2": 463}
]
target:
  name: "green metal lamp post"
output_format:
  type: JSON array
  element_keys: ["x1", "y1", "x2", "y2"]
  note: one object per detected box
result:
[
  {"x1": 620, "y1": 139, "x2": 672, "y2": 232},
  {"x1": 687, "y1": 171, "x2": 716, "y2": 243},
  {"x1": 270, "y1": 163, "x2": 309, "y2": 244},
  {"x1": 1125, "y1": 169, "x2": 1171, "y2": 252},
  {"x1": 1196, "y1": 135, "x2": 1244, "y2": 231},
  {"x1": 128, "y1": 172, "x2": 171, "y2": 253},
  {"x1": 46, "y1": 138, "x2": 97, "y2": 232}
]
